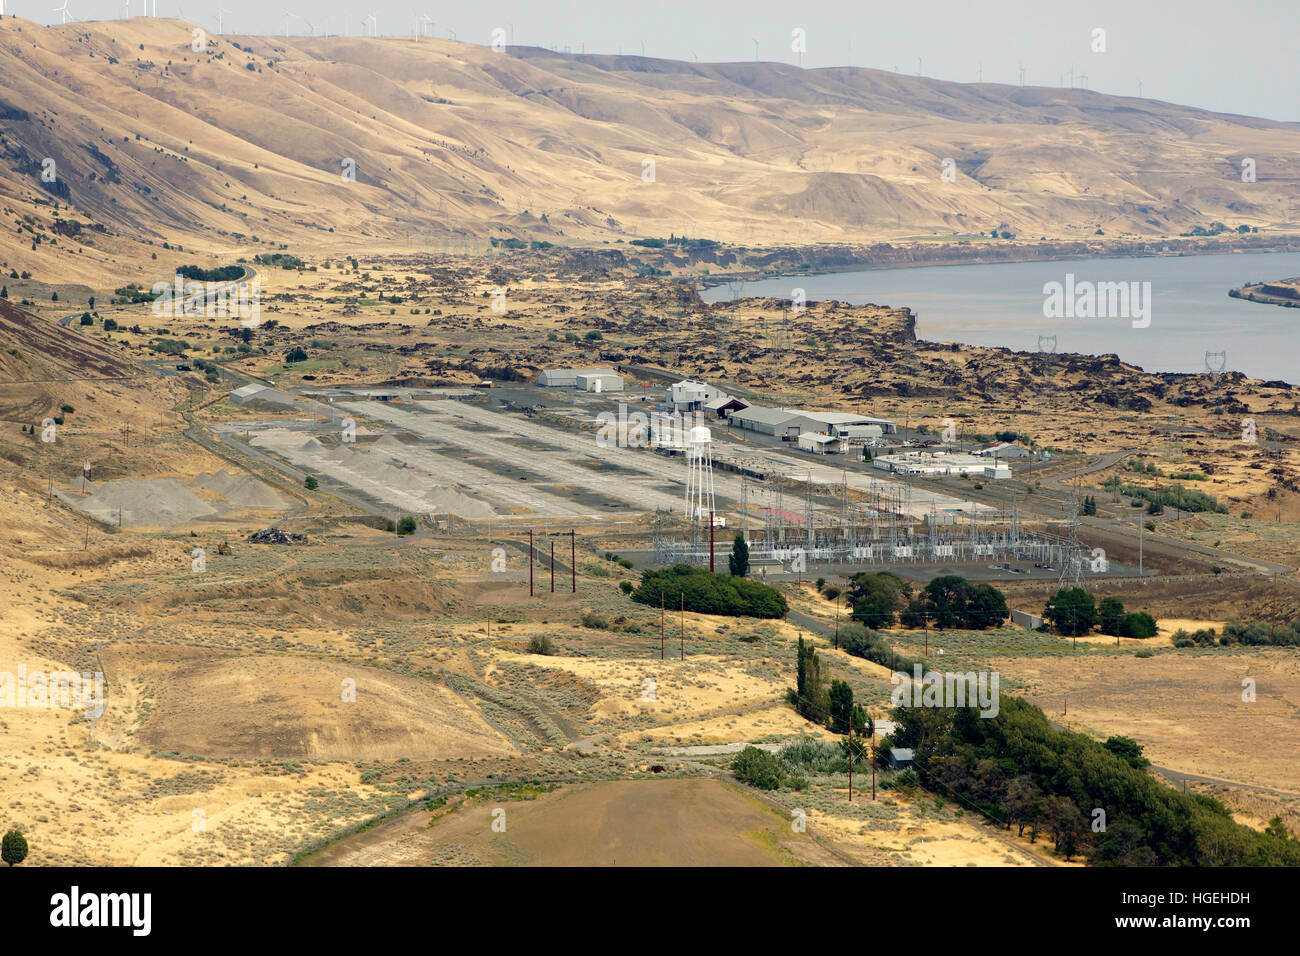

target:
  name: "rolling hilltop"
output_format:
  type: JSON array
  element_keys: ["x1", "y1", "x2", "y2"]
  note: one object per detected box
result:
[{"x1": 0, "y1": 16, "x2": 1298, "y2": 277}]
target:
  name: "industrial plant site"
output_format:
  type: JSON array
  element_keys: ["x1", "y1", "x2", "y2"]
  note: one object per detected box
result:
[{"x1": 203, "y1": 367, "x2": 1102, "y2": 594}]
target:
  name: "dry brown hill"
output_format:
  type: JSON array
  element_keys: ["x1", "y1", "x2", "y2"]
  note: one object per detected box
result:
[{"x1": 0, "y1": 16, "x2": 1298, "y2": 280}]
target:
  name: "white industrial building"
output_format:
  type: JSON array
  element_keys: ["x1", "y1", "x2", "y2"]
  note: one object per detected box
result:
[
  {"x1": 729, "y1": 405, "x2": 897, "y2": 439},
  {"x1": 728, "y1": 405, "x2": 804, "y2": 437},
  {"x1": 785, "y1": 410, "x2": 898, "y2": 436},
  {"x1": 832, "y1": 423, "x2": 884, "y2": 444},
  {"x1": 872, "y1": 451, "x2": 1012, "y2": 479},
  {"x1": 575, "y1": 370, "x2": 624, "y2": 393},
  {"x1": 972, "y1": 441, "x2": 1034, "y2": 459},
  {"x1": 667, "y1": 379, "x2": 726, "y2": 411},
  {"x1": 538, "y1": 367, "x2": 623, "y2": 389},
  {"x1": 797, "y1": 432, "x2": 844, "y2": 455},
  {"x1": 230, "y1": 383, "x2": 299, "y2": 410}
]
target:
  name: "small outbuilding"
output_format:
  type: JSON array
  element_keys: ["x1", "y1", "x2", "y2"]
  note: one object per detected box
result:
[
  {"x1": 887, "y1": 748, "x2": 915, "y2": 771},
  {"x1": 797, "y1": 432, "x2": 843, "y2": 455}
]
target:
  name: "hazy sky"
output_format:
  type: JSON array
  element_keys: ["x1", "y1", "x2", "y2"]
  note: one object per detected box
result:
[{"x1": 24, "y1": 0, "x2": 1300, "y2": 121}]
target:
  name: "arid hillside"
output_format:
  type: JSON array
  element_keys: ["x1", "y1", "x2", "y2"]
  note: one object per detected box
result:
[{"x1": 1, "y1": 16, "x2": 1299, "y2": 284}]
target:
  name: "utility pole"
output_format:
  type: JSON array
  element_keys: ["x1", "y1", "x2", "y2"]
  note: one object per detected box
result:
[
  {"x1": 660, "y1": 593, "x2": 665, "y2": 660},
  {"x1": 570, "y1": 530, "x2": 576, "y2": 593},
  {"x1": 871, "y1": 738, "x2": 877, "y2": 800},
  {"x1": 709, "y1": 511, "x2": 715, "y2": 573},
  {"x1": 834, "y1": 593, "x2": 841, "y2": 649},
  {"x1": 528, "y1": 529, "x2": 534, "y2": 596},
  {"x1": 550, "y1": 541, "x2": 555, "y2": 592},
  {"x1": 848, "y1": 726, "x2": 853, "y2": 801},
  {"x1": 680, "y1": 593, "x2": 685, "y2": 660}
]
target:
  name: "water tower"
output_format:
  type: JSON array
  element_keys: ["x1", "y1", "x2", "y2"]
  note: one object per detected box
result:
[{"x1": 685, "y1": 425, "x2": 716, "y2": 522}]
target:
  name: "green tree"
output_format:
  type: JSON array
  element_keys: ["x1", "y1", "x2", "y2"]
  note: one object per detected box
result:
[
  {"x1": 848, "y1": 571, "x2": 910, "y2": 629},
  {"x1": 1044, "y1": 796, "x2": 1089, "y2": 861},
  {"x1": 303, "y1": 475, "x2": 318, "y2": 490},
  {"x1": 2, "y1": 829, "x2": 27, "y2": 866},
  {"x1": 1045, "y1": 587, "x2": 1097, "y2": 636},
  {"x1": 1265, "y1": 816, "x2": 1290, "y2": 840},
  {"x1": 1103, "y1": 735, "x2": 1151, "y2": 769},
  {"x1": 1005, "y1": 775, "x2": 1041, "y2": 836},
  {"x1": 732, "y1": 746, "x2": 788, "y2": 790},
  {"x1": 728, "y1": 533, "x2": 749, "y2": 577},
  {"x1": 851, "y1": 703, "x2": 870, "y2": 736},
  {"x1": 965, "y1": 582, "x2": 1009, "y2": 629},
  {"x1": 0, "y1": 285, "x2": 7, "y2": 299},
  {"x1": 828, "y1": 679, "x2": 855, "y2": 734},
  {"x1": 1097, "y1": 597, "x2": 1126, "y2": 635},
  {"x1": 396, "y1": 516, "x2": 417, "y2": 535},
  {"x1": 924, "y1": 575, "x2": 971, "y2": 629},
  {"x1": 285, "y1": 346, "x2": 308, "y2": 363},
  {"x1": 1120, "y1": 611, "x2": 1158, "y2": 639},
  {"x1": 790, "y1": 636, "x2": 829, "y2": 725}
]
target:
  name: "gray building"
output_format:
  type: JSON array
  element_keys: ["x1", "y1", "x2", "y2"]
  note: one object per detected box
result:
[
  {"x1": 887, "y1": 748, "x2": 915, "y2": 771},
  {"x1": 538, "y1": 367, "x2": 621, "y2": 388},
  {"x1": 575, "y1": 371, "x2": 624, "y2": 392},
  {"x1": 728, "y1": 405, "x2": 802, "y2": 437}
]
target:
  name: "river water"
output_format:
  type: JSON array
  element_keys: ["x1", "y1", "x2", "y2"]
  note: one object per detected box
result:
[{"x1": 700, "y1": 251, "x2": 1300, "y2": 384}]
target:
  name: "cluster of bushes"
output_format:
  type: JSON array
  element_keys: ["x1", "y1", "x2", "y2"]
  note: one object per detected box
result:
[
  {"x1": 886, "y1": 697, "x2": 1300, "y2": 865},
  {"x1": 176, "y1": 264, "x2": 244, "y2": 283},
  {"x1": 1174, "y1": 619, "x2": 1300, "y2": 648},
  {"x1": 630, "y1": 564, "x2": 787, "y2": 618},
  {"x1": 838, "y1": 622, "x2": 915, "y2": 672},
  {"x1": 848, "y1": 572, "x2": 1007, "y2": 630},
  {"x1": 113, "y1": 283, "x2": 161, "y2": 304},
  {"x1": 254, "y1": 252, "x2": 304, "y2": 270},
  {"x1": 191, "y1": 358, "x2": 221, "y2": 383},
  {"x1": 148, "y1": 338, "x2": 191, "y2": 356},
  {"x1": 1117, "y1": 480, "x2": 1226, "y2": 515},
  {"x1": 526, "y1": 634, "x2": 554, "y2": 655},
  {"x1": 383, "y1": 516, "x2": 417, "y2": 535},
  {"x1": 1045, "y1": 588, "x2": 1158, "y2": 638},
  {"x1": 733, "y1": 736, "x2": 875, "y2": 792},
  {"x1": 602, "y1": 552, "x2": 634, "y2": 570}
]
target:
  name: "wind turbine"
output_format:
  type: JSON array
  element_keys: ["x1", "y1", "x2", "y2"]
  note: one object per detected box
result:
[
  {"x1": 364, "y1": 13, "x2": 377, "y2": 37},
  {"x1": 286, "y1": 11, "x2": 312, "y2": 36},
  {"x1": 53, "y1": 0, "x2": 73, "y2": 23},
  {"x1": 416, "y1": 14, "x2": 432, "y2": 40},
  {"x1": 218, "y1": 7, "x2": 232, "y2": 32},
  {"x1": 446, "y1": 27, "x2": 456, "y2": 41}
]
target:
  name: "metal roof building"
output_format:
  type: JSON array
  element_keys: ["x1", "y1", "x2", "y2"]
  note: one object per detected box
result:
[
  {"x1": 704, "y1": 395, "x2": 750, "y2": 419},
  {"x1": 728, "y1": 405, "x2": 802, "y2": 436},
  {"x1": 797, "y1": 432, "x2": 844, "y2": 455},
  {"x1": 538, "y1": 367, "x2": 621, "y2": 388},
  {"x1": 575, "y1": 371, "x2": 624, "y2": 392}
]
